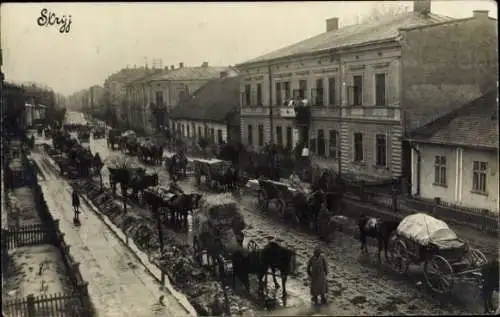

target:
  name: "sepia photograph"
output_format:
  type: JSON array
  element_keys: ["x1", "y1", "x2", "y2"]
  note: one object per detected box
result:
[{"x1": 1, "y1": 1, "x2": 498, "y2": 316}]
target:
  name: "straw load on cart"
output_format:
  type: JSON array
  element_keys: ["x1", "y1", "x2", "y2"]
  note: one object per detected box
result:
[{"x1": 192, "y1": 193, "x2": 245, "y2": 260}]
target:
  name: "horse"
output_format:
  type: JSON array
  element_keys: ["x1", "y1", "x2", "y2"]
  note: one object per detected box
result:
[
  {"x1": 168, "y1": 153, "x2": 188, "y2": 180},
  {"x1": 166, "y1": 193, "x2": 203, "y2": 229},
  {"x1": 480, "y1": 259, "x2": 499, "y2": 313},
  {"x1": 232, "y1": 241, "x2": 296, "y2": 298},
  {"x1": 358, "y1": 215, "x2": 400, "y2": 261}
]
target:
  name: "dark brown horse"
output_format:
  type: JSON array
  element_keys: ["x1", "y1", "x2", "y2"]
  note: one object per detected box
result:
[
  {"x1": 358, "y1": 215, "x2": 400, "y2": 261},
  {"x1": 232, "y1": 241, "x2": 296, "y2": 298}
]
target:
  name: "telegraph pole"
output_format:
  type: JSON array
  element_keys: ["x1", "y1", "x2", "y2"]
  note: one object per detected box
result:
[{"x1": 268, "y1": 63, "x2": 274, "y2": 144}]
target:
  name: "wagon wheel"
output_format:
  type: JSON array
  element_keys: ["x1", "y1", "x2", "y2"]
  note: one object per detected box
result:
[
  {"x1": 469, "y1": 248, "x2": 488, "y2": 268},
  {"x1": 247, "y1": 239, "x2": 258, "y2": 251},
  {"x1": 388, "y1": 237, "x2": 410, "y2": 274},
  {"x1": 258, "y1": 190, "x2": 269, "y2": 212},
  {"x1": 424, "y1": 254, "x2": 454, "y2": 294}
]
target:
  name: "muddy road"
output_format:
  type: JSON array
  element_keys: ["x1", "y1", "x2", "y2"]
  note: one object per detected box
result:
[{"x1": 80, "y1": 135, "x2": 491, "y2": 316}]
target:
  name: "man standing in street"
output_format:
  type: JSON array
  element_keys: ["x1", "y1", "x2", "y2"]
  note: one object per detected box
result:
[
  {"x1": 72, "y1": 188, "x2": 81, "y2": 223},
  {"x1": 307, "y1": 247, "x2": 328, "y2": 304}
]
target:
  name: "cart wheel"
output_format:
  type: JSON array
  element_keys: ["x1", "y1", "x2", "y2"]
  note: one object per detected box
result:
[
  {"x1": 424, "y1": 254, "x2": 454, "y2": 294},
  {"x1": 388, "y1": 238, "x2": 410, "y2": 274},
  {"x1": 258, "y1": 190, "x2": 268, "y2": 211},
  {"x1": 247, "y1": 239, "x2": 258, "y2": 251},
  {"x1": 470, "y1": 248, "x2": 488, "y2": 268}
]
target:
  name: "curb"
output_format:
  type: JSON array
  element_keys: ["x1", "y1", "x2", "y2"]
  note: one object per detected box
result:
[
  {"x1": 38, "y1": 147, "x2": 197, "y2": 316},
  {"x1": 79, "y1": 194, "x2": 198, "y2": 316}
]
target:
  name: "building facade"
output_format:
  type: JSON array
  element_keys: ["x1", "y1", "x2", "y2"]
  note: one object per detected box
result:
[
  {"x1": 168, "y1": 75, "x2": 241, "y2": 145},
  {"x1": 407, "y1": 91, "x2": 498, "y2": 213},
  {"x1": 236, "y1": 0, "x2": 497, "y2": 181},
  {"x1": 125, "y1": 62, "x2": 237, "y2": 134}
]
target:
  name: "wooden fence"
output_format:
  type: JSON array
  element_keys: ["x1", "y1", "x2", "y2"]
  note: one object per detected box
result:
[
  {"x1": 3, "y1": 181, "x2": 93, "y2": 316},
  {"x1": 3, "y1": 292, "x2": 89, "y2": 317}
]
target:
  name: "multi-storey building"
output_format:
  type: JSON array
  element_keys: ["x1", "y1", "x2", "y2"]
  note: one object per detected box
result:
[
  {"x1": 236, "y1": 0, "x2": 497, "y2": 182},
  {"x1": 125, "y1": 62, "x2": 237, "y2": 134}
]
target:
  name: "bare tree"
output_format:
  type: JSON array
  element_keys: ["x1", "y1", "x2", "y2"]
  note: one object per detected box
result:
[{"x1": 360, "y1": 3, "x2": 411, "y2": 24}]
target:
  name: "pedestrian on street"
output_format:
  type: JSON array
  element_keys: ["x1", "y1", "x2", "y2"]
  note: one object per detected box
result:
[
  {"x1": 72, "y1": 188, "x2": 81, "y2": 221},
  {"x1": 317, "y1": 203, "x2": 331, "y2": 242},
  {"x1": 307, "y1": 247, "x2": 328, "y2": 304}
]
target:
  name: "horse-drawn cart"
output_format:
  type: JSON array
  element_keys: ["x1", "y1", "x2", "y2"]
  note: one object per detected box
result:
[
  {"x1": 194, "y1": 159, "x2": 232, "y2": 191},
  {"x1": 257, "y1": 179, "x2": 311, "y2": 218},
  {"x1": 389, "y1": 213, "x2": 488, "y2": 294},
  {"x1": 93, "y1": 126, "x2": 106, "y2": 139},
  {"x1": 192, "y1": 194, "x2": 245, "y2": 276}
]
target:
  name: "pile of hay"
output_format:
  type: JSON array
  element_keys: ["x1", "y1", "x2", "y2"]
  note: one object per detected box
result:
[{"x1": 199, "y1": 194, "x2": 241, "y2": 224}]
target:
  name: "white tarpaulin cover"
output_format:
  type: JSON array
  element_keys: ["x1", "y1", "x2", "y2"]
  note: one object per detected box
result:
[{"x1": 397, "y1": 213, "x2": 458, "y2": 246}]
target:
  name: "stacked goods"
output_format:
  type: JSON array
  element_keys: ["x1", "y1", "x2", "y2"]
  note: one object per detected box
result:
[
  {"x1": 71, "y1": 179, "x2": 258, "y2": 315},
  {"x1": 194, "y1": 194, "x2": 245, "y2": 254}
]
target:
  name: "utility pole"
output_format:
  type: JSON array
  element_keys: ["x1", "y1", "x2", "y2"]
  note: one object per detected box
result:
[{"x1": 338, "y1": 61, "x2": 343, "y2": 179}]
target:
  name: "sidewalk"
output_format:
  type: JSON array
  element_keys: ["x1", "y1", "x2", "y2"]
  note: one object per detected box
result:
[{"x1": 36, "y1": 164, "x2": 194, "y2": 316}]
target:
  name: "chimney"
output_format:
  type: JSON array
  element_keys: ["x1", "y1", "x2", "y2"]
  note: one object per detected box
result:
[
  {"x1": 179, "y1": 62, "x2": 184, "y2": 68},
  {"x1": 202, "y1": 61, "x2": 209, "y2": 68},
  {"x1": 326, "y1": 18, "x2": 339, "y2": 32},
  {"x1": 473, "y1": 10, "x2": 489, "y2": 19},
  {"x1": 413, "y1": 0, "x2": 431, "y2": 15},
  {"x1": 170, "y1": 65, "x2": 174, "y2": 70}
]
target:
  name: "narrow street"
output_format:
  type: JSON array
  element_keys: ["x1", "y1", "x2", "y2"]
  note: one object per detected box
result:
[{"x1": 31, "y1": 150, "x2": 195, "y2": 317}]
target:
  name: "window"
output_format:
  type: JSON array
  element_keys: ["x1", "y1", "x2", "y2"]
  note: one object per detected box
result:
[
  {"x1": 276, "y1": 126, "x2": 283, "y2": 146},
  {"x1": 257, "y1": 83, "x2": 262, "y2": 105},
  {"x1": 328, "y1": 77, "x2": 336, "y2": 106},
  {"x1": 317, "y1": 129, "x2": 326, "y2": 157},
  {"x1": 283, "y1": 82, "x2": 290, "y2": 100},
  {"x1": 247, "y1": 125, "x2": 253, "y2": 145},
  {"x1": 472, "y1": 161, "x2": 488, "y2": 193},
  {"x1": 353, "y1": 75, "x2": 363, "y2": 105},
  {"x1": 258, "y1": 124, "x2": 264, "y2": 146},
  {"x1": 245, "y1": 84, "x2": 251, "y2": 106},
  {"x1": 375, "y1": 73, "x2": 386, "y2": 106},
  {"x1": 354, "y1": 132, "x2": 363, "y2": 162},
  {"x1": 314, "y1": 78, "x2": 324, "y2": 106},
  {"x1": 210, "y1": 128, "x2": 215, "y2": 143},
  {"x1": 187, "y1": 125, "x2": 190, "y2": 137},
  {"x1": 375, "y1": 134, "x2": 387, "y2": 167},
  {"x1": 275, "y1": 82, "x2": 282, "y2": 106},
  {"x1": 329, "y1": 130, "x2": 339, "y2": 159},
  {"x1": 217, "y1": 129, "x2": 223, "y2": 144},
  {"x1": 299, "y1": 80, "x2": 307, "y2": 99},
  {"x1": 286, "y1": 126, "x2": 293, "y2": 149},
  {"x1": 434, "y1": 156, "x2": 447, "y2": 186},
  {"x1": 198, "y1": 126, "x2": 202, "y2": 138},
  {"x1": 182, "y1": 124, "x2": 185, "y2": 136},
  {"x1": 204, "y1": 126, "x2": 208, "y2": 138},
  {"x1": 155, "y1": 91, "x2": 163, "y2": 106}
]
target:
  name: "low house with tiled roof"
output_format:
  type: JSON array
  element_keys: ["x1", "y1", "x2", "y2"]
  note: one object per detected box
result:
[
  {"x1": 124, "y1": 62, "x2": 238, "y2": 133},
  {"x1": 168, "y1": 74, "x2": 241, "y2": 145},
  {"x1": 406, "y1": 90, "x2": 499, "y2": 212},
  {"x1": 235, "y1": 0, "x2": 497, "y2": 183}
]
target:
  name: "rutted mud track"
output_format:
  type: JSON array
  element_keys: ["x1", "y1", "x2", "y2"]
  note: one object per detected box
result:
[{"x1": 81, "y1": 138, "x2": 490, "y2": 315}]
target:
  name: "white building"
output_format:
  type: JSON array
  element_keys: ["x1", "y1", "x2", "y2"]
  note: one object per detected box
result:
[{"x1": 406, "y1": 90, "x2": 499, "y2": 213}]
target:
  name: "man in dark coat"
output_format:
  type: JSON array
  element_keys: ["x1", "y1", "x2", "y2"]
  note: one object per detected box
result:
[
  {"x1": 307, "y1": 247, "x2": 328, "y2": 304},
  {"x1": 72, "y1": 189, "x2": 81, "y2": 221}
]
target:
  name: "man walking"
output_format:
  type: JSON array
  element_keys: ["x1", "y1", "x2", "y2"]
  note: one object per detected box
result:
[
  {"x1": 72, "y1": 188, "x2": 81, "y2": 223},
  {"x1": 307, "y1": 247, "x2": 328, "y2": 304}
]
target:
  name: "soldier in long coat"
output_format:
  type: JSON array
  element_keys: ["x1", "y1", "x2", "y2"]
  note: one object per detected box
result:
[{"x1": 307, "y1": 247, "x2": 328, "y2": 304}]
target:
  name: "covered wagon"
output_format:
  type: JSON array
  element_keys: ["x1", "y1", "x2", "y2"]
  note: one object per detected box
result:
[{"x1": 389, "y1": 213, "x2": 487, "y2": 294}]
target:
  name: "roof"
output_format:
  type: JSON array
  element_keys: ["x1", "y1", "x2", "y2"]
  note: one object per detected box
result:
[
  {"x1": 148, "y1": 66, "x2": 229, "y2": 82},
  {"x1": 240, "y1": 12, "x2": 453, "y2": 65},
  {"x1": 169, "y1": 76, "x2": 241, "y2": 123},
  {"x1": 407, "y1": 90, "x2": 499, "y2": 150},
  {"x1": 106, "y1": 68, "x2": 153, "y2": 84}
]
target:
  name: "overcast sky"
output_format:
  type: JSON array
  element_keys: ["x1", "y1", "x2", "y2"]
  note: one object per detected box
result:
[{"x1": 1, "y1": 1, "x2": 497, "y2": 96}]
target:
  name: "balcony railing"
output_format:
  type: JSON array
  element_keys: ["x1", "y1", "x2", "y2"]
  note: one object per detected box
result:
[{"x1": 241, "y1": 92, "x2": 260, "y2": 107}]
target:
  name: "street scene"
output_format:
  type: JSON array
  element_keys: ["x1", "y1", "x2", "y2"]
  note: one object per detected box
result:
[{"x1": 2, "y1": 1, "x2": 499, "y2": 317}]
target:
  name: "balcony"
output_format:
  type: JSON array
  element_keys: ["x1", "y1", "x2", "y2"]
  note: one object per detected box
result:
[
  {"x1": 293, "y1": 105, "x2": 311, "y2": 126},
  {"x1": 310, "y1": 88, "x2": 325, "y2": 107},
  {"x1": 343, "y1": 106, "x2": 401, "y2": 121}
]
